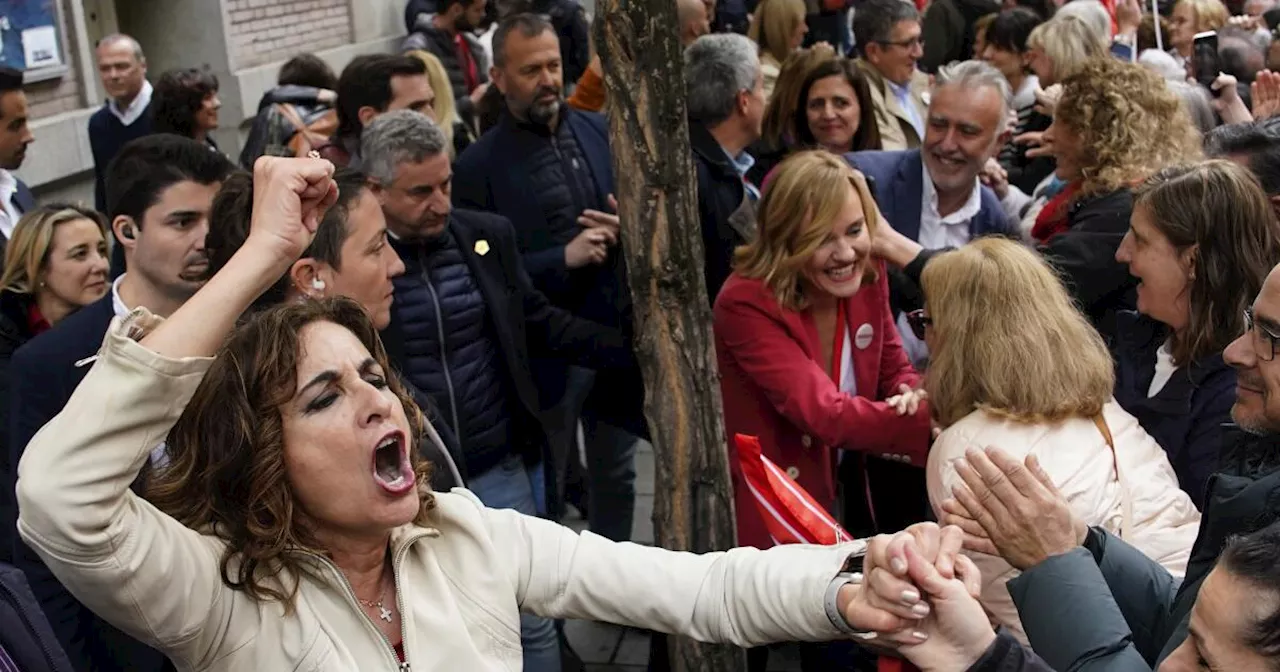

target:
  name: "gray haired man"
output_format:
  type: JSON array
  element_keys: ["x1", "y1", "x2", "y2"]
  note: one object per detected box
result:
[
  {"x1": 685, "y1": 33, "x2": 766, "y2": 303},
  {"x1": 848, "y1": 60, "x2": 1016, "y2": 364},
  {"x1": 361, "y1": 109, "x2": 630, "y2": 672}
]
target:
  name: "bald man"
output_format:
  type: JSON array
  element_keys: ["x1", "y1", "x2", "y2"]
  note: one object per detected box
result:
[{"x1": 566, "y1": 0, "x2": 709, "y2": 112}]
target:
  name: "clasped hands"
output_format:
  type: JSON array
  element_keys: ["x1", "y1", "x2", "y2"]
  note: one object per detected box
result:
[
  {"x1": 840, "y1": 523, "x2": 997, "y2": 672},
  {"x1": 843, "y1": 446, "x2": 1089, "y2": 670}
]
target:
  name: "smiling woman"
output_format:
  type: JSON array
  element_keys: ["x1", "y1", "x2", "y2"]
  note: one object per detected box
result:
[
  {"x1": 1111, "y1": 161, "x2": 1280, "y2": 505},
  {"x1": 715, "y1": 150, "x2": 932, "y2": 550}
]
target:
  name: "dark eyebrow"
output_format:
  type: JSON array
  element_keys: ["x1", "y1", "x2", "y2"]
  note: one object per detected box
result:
[
  {"x1": 1257, "y1": 309, "x2": 1280, "y2": 335},
  {"x1": 298, "y1": 358, "x2": 380, "y2": 397},
  {"x1": 299, "y1": 371, "x2": 339, "y2": 397},
  {"x1": 165, "y1": 209, "x2": 202, "y2": 221}
]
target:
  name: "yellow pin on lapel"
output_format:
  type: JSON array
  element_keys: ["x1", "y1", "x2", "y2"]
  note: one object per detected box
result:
[{"x1": 474, "y1": 240, "x2": 490, "y2": 256}]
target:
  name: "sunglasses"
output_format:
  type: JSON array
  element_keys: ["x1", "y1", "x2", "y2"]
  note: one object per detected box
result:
[{"x1": 906, "y1": 309, "x2": 932, "y2": 340}]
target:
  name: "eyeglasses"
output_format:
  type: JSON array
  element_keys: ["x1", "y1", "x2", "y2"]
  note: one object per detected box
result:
[
  {"x1": 906, "y1": 309, "x2": 932, "y2": 340},
  {"x1": 876, "y1": 36, "x2": 924, "y2": 50},
  {"x1": 1245, "y1": 307, "x2": 1280, "y2": 362}
]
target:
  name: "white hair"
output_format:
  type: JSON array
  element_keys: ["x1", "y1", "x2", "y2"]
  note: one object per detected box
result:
[{"x1": 1054, "y1": 0, "x2": 1112, "y2": 44}]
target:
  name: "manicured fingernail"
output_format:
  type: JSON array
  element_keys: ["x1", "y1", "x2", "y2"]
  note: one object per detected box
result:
[
  {"x1": 901, "y1": 589, "x2": 919, "y2": 604},
  {"x1": 891, "y1": 557, "x2": 907, "y2": 574},
  {"x1": 911, "y1": 603, "x2": 930, "y2": 618},
  {"x1": 913, "y1": 631, "x2": 929, "y2": 642}
]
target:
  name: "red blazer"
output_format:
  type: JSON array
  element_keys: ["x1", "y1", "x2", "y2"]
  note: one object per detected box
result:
[{"x1": 713, "y1": 265, "x2": 931, "y2": 548}]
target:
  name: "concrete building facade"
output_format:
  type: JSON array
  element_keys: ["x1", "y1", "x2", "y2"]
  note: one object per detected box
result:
[{"x1": 15, "y1": 0, "x2": 408, "y2": 204}]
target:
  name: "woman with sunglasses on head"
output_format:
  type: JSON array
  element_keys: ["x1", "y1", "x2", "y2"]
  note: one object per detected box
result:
[
  {"x1": 916, "y1": 237, "x2": 1200, "y2": 643},
  {"x1": 715, "y1": 151, "x2": 932, "y2": 550},
  {"x1": 1111, "y1": 161, "x2": 1280, "y2": 508}
]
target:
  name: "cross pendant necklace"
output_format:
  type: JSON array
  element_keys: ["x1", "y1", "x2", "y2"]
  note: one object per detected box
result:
[{"x1": 357, "y1": 593, "x2": 394, "y2": 622}]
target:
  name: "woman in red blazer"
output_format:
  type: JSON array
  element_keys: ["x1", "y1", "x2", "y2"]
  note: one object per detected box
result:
[{"x1": 714, "y1": 151, "x2": 932, "y2": 549}]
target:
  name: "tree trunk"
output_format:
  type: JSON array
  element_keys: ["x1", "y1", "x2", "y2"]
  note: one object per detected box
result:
[{"x1": 594, "y1": 5, "x2": 746, "y2": 672}]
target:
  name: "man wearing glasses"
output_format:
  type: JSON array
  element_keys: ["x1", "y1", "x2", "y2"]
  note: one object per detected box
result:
[{"x1": 852, "y1": 0, "x2": 930, "y2": 151}]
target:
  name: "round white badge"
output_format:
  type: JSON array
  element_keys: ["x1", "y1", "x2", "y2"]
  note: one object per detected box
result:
[{"x1": 854, "y1": 323, "x2": 874, "y2": 350}]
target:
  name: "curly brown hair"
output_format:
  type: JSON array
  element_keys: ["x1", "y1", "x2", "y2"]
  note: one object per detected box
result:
[
  {"x1": 1055, "y1": 58, "x2": 1203, "y2": 199},
  {"x1": 149, "y1": 298, "x2": 435, "y2": 608}
]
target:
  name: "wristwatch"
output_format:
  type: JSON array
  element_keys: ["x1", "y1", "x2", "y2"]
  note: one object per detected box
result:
[{"x1": 823, "y1": 545, "x2": 878, "y2": 640}]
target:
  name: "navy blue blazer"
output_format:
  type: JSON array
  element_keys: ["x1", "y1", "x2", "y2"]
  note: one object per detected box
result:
[
  {"x1": 1111, "y1": 311, "x2": 1235, "y2": 508},
  {"x1": 5, "y1": 295, "x2": 172, "y2": 672},
  {"x1": 846, "y1": 149, "x2": 1015, "y2": 242}
]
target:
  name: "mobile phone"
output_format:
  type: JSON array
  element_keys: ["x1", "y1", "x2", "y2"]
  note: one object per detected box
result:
[{"x1": 1193, "y1": 31, "x2": 1220, "y2": 91}]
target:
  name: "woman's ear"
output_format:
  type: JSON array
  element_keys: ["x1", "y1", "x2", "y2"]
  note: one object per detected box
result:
[
  {"x1": 1181, "y1": 243, "x2": 1199, "y2": 281},
  {"x1": 289, "y1": 259, "x2": 326, "y2": 299}
]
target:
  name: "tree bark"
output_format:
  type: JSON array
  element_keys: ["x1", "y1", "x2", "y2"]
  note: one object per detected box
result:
[{"x1": 594, "y1": 4, "x2": 746, "y2": 672}]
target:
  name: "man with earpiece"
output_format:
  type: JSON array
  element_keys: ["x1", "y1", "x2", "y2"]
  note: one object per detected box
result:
[{"x1": 3, "y1": 134, "x2": 234, "y2": 672}]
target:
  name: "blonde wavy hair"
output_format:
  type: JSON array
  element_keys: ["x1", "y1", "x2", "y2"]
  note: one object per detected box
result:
[
  {"x1": 922, "y1": 238, "x2": 1114, "y2": 427},
  {"x1": 733, "y1": 150, "x2": 879, "y2": 311},
  {"x1": 1174, "y1": 0, "x2": 1229, "y2": 34},
  {"x1": 1055, "y1": 58, "x2": 1203, "y2": 199},
  {"x1": 1026, "y1": 15, "x2": 1108, "y2": 85},
  {"x1": 749, "y1": 0, "x2": 806, "y2": 65}
]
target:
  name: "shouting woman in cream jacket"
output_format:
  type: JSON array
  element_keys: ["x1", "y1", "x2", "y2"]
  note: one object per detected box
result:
[
  {"x1": 913, "y1": 238, "x2": 1200, "y2": 643},
  {"x1": 14, "y1": 157, "x2": 968, "y2": 672}
]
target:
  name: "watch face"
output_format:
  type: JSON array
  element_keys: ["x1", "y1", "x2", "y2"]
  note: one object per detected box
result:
[{"x1": 841, "y1": 552, "x2": 866, "y2": 576}]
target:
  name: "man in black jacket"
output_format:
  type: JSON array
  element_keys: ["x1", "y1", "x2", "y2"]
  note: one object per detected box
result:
[
  {"x1": 362, "y1": 109, "x2": 628, "y2": 672},
  {"x1": 453, "y1": 14, "x2": 646, "y2": 549},
  {"x1": 941, "y1": 264, "x2": 1280, "y2": 671},
  {"x1": 685, "y1": 33, "x2": 765, "y2": 305}
]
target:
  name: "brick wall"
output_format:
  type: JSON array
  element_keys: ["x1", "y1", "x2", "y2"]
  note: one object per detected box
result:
[
  {"x1": 227, "y1": 0, "x2": 353, "y2": 70},
  {"x1": 26, "y1": 0, "x2": 85, "y2": 119}
]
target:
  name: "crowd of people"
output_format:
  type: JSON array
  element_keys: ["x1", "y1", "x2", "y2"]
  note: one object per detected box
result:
[{"x1": 0, "y1": 0, "x2": 1277, "y2": 670}]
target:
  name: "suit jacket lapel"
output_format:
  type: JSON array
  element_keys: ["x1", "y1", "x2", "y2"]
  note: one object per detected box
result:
[
  {"x1": 13, "y1": 179, "x2": 34, "y2": 214},
  {"x1": 894, "y1": 151, "x2": 925, "y2": 242},
  {"x1": 447, "y1": 218, "x2": 519, "y2": 366},
  {"x1": 567, "y1": 111, "x2": 615, "y2": 203},
  {"x1": 845, "y1": 293, "x2": 880, "y2": 399}
]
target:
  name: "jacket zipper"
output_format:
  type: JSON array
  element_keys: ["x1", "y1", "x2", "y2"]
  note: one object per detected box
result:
[
  {"x1": 550, "y1": 134, "x2": 588, "y2": 235},
  {"x1": 0, "y1": 574, "x2": 62, "y2": 666},
  {"x1": 301, "y1": 532, "x2": 427, "y2": 671},
  {"x1": 419, "y1": 249, "x2": 463, "y2": 441}
]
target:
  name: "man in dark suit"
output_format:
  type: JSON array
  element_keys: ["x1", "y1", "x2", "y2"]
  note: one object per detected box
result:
[
  {"x1": 362, "y1": 109, "x2": 629, "y2": 672},
  {"x1": 848, "y1": 60, "x2": 1017, "y2": 365},
  {"x1": 452, "y1": 13, "x2": 645, "y2": 553},
  {"x1": 5, "y1": 134, "x2": 233, "y2": 672},
  {"x1": 0, "y1": 66, "x2": 37, "y2": 270}
]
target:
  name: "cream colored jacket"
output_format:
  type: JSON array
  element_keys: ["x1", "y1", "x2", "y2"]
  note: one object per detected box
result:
[
  {"x1": 926, "y1": 400, "x2": 1201, "y2": 643},
  {"x1": 16, "y1": 315, "x2": 863, "y2": 671}
]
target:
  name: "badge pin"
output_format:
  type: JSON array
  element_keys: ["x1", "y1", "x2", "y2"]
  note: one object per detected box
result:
[
  {"x1": 854, "y1": 323, "x2": 874, "y2": 350},
  {"x1": 474, "y1": 240, "x2": 490, "y2": 256}
]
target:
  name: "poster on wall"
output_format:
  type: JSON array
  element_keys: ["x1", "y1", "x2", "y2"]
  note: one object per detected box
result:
[{"x1": 0, "y1": 0, "x2": 62, "y2": 72}]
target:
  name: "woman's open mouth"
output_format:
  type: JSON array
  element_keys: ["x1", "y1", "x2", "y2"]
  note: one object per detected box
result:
[{"x1": 371, "y1": 430, "x2": 416, "y2": 495}]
